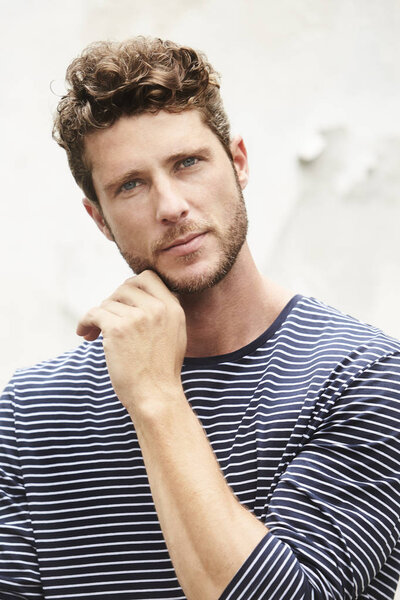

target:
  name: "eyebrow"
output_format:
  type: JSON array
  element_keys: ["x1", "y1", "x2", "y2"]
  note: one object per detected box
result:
[
  {"x1": 103, "y1": 146, "x2": 212, "y2": 196},
  {"x1": 104, "y1": 169, "x2": 142, "y2": 196}
]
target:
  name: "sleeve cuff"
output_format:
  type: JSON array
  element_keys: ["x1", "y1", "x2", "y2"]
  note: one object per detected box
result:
[{"x1": 218, "y1": 531, "x2": 310, "y2": 600}]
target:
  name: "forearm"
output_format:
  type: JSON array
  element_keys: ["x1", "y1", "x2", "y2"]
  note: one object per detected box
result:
[
  {"x1": 76, "y1": 272, "x2": 267, "y2": 598},
  {"x1": 131, "y1": 386, "x2": 268, "y2": 600}
]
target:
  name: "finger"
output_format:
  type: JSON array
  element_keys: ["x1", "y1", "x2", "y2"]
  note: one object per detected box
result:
[
  {"x1": 76, "y1": 306, "x2": 122, "y2": 341},
  {"x1": 77, "y1": 324, "x2": 101, "y2": 342},
  {"x1": 76, "y1": 319, "x2": 101, "y2": 341},
  {"x1": 108, "y1": 280, "x2": 170, "y2": 315},
  {"x1": 100, "y1": 299, "x2": 141, "y2": 318},
  {"x1": 108, "y1": 283, "x2": 155, "y2": 309},
  {"x1": 126, "y1": 270, "x2": 180, "y2": 305}
]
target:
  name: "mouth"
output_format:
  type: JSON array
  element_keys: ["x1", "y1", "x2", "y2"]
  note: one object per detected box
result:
[{"x1": 161, "y1": 232, "x2": 207, "y2": 257}]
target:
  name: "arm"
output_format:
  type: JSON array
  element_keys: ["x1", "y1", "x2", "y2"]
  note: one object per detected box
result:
[
  {"x1": 77, "y1": 270, "x2": 268, "y2": 599},
  {"x1": 0, "y1": 380, "x2": 44, "y2": 599},
  {"x1": 131, "y1": 384, "x2": 268, "y2": 599},
  {"x1": 263, "y1": 353, "x2": 400, "y2": 599}
]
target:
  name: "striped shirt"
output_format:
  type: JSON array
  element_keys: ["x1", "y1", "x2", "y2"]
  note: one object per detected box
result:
[{"x1": 1, "y1": 295, "x2": 400, "y2": 599}]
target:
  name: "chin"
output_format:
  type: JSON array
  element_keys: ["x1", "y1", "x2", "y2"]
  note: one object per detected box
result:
[{"x1": 156, "y1": 257, "x2": 237, "y2": 295}]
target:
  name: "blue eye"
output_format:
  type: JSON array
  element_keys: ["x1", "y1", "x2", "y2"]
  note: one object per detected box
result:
[
  {"x1": 181, "y1": 157, "x2": 197, "y2": 168},
  {"x1": 121, "y1": 180, "x2": 138, "y2": 191}
]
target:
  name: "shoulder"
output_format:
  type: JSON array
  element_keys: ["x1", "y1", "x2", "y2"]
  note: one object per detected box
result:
[
  {"x1": 287, "y1": 295, "x2": 400, "y2": 362},
  {"x1": 5, "y1": 339, "x2": 110, "y2": 401},
  {"x1": 271, "y1": 295, "x2": 400, "y2": 396}
]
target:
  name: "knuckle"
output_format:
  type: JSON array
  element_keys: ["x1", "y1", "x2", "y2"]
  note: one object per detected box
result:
[
  {"x1": 138, "y1": 269, "x2": 158, "y2": 284},
  {"x1": 109, "y1": 322, "x2": 124, "y2": 337},
  {"x1": 153, "y1": 298, "x2": 166, "y2": 316},
  {"x1": 86, "y1": 307, "x2": 98, "y2": 320},
  {"x1": 124, "y1": 276, "x2": 136, "y2": 286},
  {"x1": 133, "y1": 311, "x2": 148, "y2": 331},
  {"x1": 121, "y1": 277, "x2": 137, "y2": 292}
]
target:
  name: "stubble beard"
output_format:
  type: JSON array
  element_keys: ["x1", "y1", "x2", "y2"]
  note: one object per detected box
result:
[{"x1": 107, "y1": 182, "x2": 248, "y2": 295}]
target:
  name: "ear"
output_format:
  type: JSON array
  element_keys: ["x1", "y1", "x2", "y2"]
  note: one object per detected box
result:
[
  {"x1": 230, "y1": 135, "x2": 249, "y2": 190},
  {"x1": 82, "y1": 198, "x2": 114, "y2": 242}
]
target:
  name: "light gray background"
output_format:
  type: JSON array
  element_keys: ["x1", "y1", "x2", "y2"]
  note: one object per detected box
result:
[{"x1": 1, "y1": 1, "x2": 400, "y2": 593}]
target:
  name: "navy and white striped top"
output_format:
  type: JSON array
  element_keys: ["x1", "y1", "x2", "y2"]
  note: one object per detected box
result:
[{"x1": 1, "y1": 295, "x2": 400, "y2": 599}]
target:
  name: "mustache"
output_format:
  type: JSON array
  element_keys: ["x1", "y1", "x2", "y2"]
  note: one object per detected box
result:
[{"x1": 152, "y1": 219, "x2": 212, "y2": 253}]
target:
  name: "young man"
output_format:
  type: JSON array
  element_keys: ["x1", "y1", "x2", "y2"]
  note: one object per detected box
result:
[{"x1": 1, "y1": 37, "x2": 400, "y2": 600}]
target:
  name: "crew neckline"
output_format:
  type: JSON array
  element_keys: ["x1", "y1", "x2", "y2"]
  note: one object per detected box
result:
[{"x1": 183, "y1": 294, "x2": 303, "y2": 367}]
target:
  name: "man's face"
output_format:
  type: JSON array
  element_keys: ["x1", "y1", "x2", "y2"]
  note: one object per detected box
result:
[{"x1": 84, "y1": 109, "x2": 249, "y2": 294}]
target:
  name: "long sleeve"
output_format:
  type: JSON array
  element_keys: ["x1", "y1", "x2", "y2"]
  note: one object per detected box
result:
[
  {"x1": 0, "y1": 379, "x2": 44, "y2": 599},
  {"x1": 219, "y1": 353, "x2": 400, "y2": 600}
]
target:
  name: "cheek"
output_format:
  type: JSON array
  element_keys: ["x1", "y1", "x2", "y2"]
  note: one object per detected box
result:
[
  {"x1": 107, "y1": 215, "x2": 143, "y2": 250},
  {"x1": 211, "y1": 177, "x2": 239, "y2": 212}
]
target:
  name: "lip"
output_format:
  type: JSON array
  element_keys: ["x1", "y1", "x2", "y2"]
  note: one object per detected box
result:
[{"x1": 161, "y1": 232, "x2": 207, "y2": 257}]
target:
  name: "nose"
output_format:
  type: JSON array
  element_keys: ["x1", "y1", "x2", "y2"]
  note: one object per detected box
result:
[{"x1": 153, "y1": 178, "x2": 190, "y2": 224}]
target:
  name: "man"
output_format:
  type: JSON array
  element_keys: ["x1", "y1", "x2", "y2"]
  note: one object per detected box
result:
[{"x1": 1, "y1": 37, "x2": 399, "y2": 600}]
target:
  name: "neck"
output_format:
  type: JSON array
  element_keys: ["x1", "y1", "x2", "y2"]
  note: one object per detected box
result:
[{"x1": 178, "y1": 243, "x2": 293, "y2": 358}]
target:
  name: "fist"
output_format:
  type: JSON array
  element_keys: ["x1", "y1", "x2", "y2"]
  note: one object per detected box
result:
[{"x1": 77, "y1": 271, "x2": 187, "y2": 411}]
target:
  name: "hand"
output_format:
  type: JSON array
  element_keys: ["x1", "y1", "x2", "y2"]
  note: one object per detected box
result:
[{"x1": 76, "y1": 270, "x2": 187, "y2": 413}]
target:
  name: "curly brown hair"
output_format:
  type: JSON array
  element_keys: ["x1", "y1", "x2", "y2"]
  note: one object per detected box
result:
[{"x1": 53, "y1": 37, "x2": 232, "y2": 204}]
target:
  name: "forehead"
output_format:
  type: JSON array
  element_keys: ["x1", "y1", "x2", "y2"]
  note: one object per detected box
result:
[{"x1": 84, "y1": 109, "x2": 219, "y2": 176}]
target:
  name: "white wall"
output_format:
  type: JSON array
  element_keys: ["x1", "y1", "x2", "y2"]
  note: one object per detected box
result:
[
  {"x1": 1, "y1": 0, "x2": 400, "y2": 596},
  {"x1": 2, "y1": 0, "x2": 400, "y2": 385}
]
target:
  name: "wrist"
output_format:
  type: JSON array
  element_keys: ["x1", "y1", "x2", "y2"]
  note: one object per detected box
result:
[{"x1": 124, "y1": 383, "x2": 188, "y2": 424}]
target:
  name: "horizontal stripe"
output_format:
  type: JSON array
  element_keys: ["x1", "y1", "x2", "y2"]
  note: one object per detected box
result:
[{"x1": 1, "y1": 295, "x2": 400, "y2": 599}]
